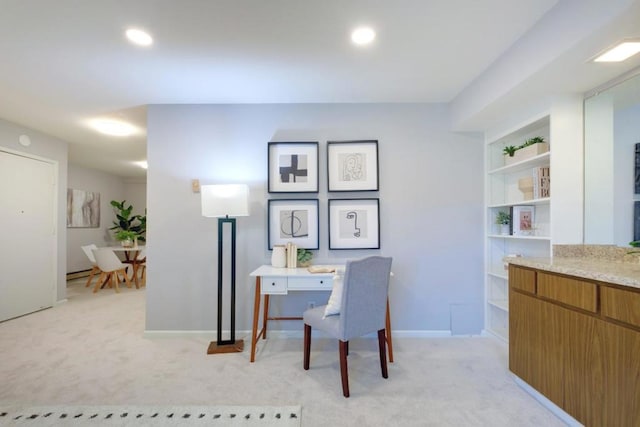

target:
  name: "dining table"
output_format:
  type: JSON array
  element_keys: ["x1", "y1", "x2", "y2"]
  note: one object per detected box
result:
[{"x1": 106, "y1": 245, "x2": 146, "y2": 288}]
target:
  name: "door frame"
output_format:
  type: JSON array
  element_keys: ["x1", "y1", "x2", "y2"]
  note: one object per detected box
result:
[{"x1": 0, "y1": 146, "x2": 59, "y2": 308}]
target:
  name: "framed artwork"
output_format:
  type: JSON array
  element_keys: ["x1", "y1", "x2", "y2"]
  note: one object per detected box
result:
[
  {"x1": 66, "y1": 188, "x2": 100, "y2": 228},
  {"x1": 511, "y1": 205, "x2": 535, "y2": 236},
  {"x1": 635, "y1": 201, "x2": 640, "y2": 241},
  {"x1": 327, "y1": 140, "x2": 379, "y2": 192},
  {"x1": 328, "y1": 198, "x2": 380, "y2": 249},
  {"x1": 268, "y1": 199, "x2": 319, "y2": 249},
  {"x1": 268, "y1": 142, "x2": 319, "y2": 193},
  {"x1": 635, "y1": 142, "x2": 640, "y2": 194}
]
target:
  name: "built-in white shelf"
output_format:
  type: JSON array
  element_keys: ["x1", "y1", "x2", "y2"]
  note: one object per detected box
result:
[
  {"x1": 487, "y1": 234, "x2": 551, "y2": 240},
  {"x1": 485, "y1": 114, "x2": 552, "y2": 343},
  {"x1": 488, "y1": 299, "x2": 509, "y2": 312}
]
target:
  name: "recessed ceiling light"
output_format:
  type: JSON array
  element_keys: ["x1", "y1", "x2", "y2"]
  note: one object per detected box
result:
[
  {"x1": 134, "y1": 160, "x2": 148, "y2": 169},
  {"x1": 593, "y1": 40, "x2": 640, "y2": 62},
  {"x1": 351, "y1": 27, "x2": 376, "y2": 46},
  {"x1": 125, "y1": 28, "x2": 153, "y2": 46},
  {"x1": 89, "y1": 119, "x2": 137, "y2": 136}
]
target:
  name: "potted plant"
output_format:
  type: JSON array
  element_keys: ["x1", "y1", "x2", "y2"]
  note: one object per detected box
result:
[
  {"x1": 495, "y1": 211, "x2": 511, "y2": 235},
  {"x1": 503, "y1": 145, "x2": 517, "y2": 157},
  {"x1": 504, "y1": 136, "x2": 549, "y2": 166},
  {"x1": 297, "y1": 248, "x2": 313, "y2": 267},
  {"x1": 109, "y1": 200, "x2": 146, "y2": 243},
  {"x1": 115, "y1": 230, "x2": 138, "y2": 247}
]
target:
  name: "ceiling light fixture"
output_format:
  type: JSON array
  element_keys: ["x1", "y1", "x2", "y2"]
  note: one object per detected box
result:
[
  {"x1": 593, "y1": 40, "x2": 640, "y2": 62},
  {"x1": 125, "y1": 28, "x2": 153, "y2": 46},
  {"x1": 89, "y1": 119, "x2": 137, "y2": 137},
  {"x1": 351, "y1": 27, "x2": 376, "y2": 46}
]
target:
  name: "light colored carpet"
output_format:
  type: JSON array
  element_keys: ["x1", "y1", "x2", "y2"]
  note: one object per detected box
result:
[
  {"x1": 0, "y1": 405, "x2": 301, "y2": 426},
  {"x1": 0, "y1": 279, "x2": 567, "y2": 426}
]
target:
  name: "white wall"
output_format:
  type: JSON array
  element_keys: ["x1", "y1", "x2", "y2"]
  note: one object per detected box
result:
[
  {"x1": 0, "y1": 118, "x2": 68, "y2": 302},
  {"x1": 146, "y1": 103, "x2": 484, "y2": 335},
  {"x1": 67, "y1": 164, "x2": 126, "y2": 272}
]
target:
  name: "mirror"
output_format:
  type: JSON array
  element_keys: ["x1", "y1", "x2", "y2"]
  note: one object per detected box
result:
[{"x1": 584, "y1": 71, "x2": 640, "y2": 246}]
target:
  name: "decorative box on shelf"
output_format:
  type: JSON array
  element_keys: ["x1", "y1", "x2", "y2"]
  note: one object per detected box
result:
[{"x1": 504, "y1": 142, "x2": 549, "y2": 166}]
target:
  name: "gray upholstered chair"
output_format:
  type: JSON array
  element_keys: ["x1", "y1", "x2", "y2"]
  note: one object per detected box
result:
[{"x1": 303, "y1": 256, "x2": 393, "y2": 398}]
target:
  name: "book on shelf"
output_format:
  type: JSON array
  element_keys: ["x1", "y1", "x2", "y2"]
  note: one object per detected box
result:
[{"x1": 532, "y1": 166, "x2": 550, "y2": 199}]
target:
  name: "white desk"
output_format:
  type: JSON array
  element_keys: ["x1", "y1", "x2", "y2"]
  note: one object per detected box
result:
[{"x1": 248, "y1": 265, "x2": 394, "y2": 363}]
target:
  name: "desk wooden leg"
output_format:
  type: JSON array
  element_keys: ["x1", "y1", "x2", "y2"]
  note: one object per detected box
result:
[
  {"x1": 263, "y1": 294, "x2": 270, "y2": 339},
  {"x1": 386, "y1": 298, "x2": 394, "y2": 363},
  {"x1": 250, "y1": 277, "x2": 261, "y2": 363}
]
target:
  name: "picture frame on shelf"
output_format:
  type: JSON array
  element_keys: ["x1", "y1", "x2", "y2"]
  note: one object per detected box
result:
[
  {"x1": 327, "y1": 140, "x2": 379, "y2": 192},
  {"x1": 328, "y1": 198, "x2": 380, "y2": 249},
  {"x1": 268, "y1": 142, "x2": 319, "y2": 193},
  {"x1": 267, "y1": 199, "x2": 319, "y2": 249},
  {"x1": 511, "y1": 205, "x2": 535, "y2": 236}
]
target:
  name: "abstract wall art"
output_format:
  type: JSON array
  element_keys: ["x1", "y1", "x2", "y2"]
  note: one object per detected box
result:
[
  {"x1": 327, "y1": 140, "x2": 379, "y2": 191},
  {"x1": 268, "y1": 199, "x2": 319, "y2": 249},
  {"x1": 328, "y1": 198, "x2": 380, "y2": 249},
  {"x1": 67, "y1": 188, "x2": 100, "y2": 228},
  {"x1": 268, "y1": 142, "x2": 319, "y2": 193}
]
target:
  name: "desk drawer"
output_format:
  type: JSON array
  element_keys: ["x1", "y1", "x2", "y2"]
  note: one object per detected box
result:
[
  {"x1": 288, "y1": 277, "x2": 333, "y2": 291},
  {"x1": 261, "y1": 277, "x2": 287, "y2": 295}
]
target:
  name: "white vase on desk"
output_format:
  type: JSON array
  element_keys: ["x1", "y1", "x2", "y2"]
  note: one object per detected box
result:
[{"x1": 271, "y1": 245, "x2": 286, "y2": 268}]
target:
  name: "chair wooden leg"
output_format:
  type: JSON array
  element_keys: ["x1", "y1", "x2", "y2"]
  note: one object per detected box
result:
[
  {"x1": 93, "y1": 272, "x2": 105, "y2": 293},
  {"x1": 339, "y1": 340, "x2": 350, "y2": 398},
  {"x1": 112, "y1": 273, "x2": 120, "y2": 293},
  {"x1": 378, "y1": 329, "x2": 388, "y2": 379},
  {"x1": 121, "y1": 268, "x2": 134, "y2": 289},
  {"x1": 303, "y1": 324, "x2": 311, "y2": 370},
  {"x1": 85, "y1": 266, "x2": 99, "y2": 288}
]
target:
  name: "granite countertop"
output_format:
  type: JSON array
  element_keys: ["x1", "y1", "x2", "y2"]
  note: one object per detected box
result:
[{"x1": 505, "y1": 256, "x2": 640, "y2": 289}]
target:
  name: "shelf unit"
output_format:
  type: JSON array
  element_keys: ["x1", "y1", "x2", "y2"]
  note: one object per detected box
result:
[{"x1": 484, "y1": 115, "x2": 551, "y2": 341}]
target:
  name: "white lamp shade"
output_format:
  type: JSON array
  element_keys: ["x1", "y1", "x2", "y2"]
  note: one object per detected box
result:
[{"x1": 201, "y1": 184, "x2": 250, "y2": 218}]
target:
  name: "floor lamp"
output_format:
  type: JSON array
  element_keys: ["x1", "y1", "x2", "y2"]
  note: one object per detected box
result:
[{"x1": 201, "y1": 184, "x2": 249, "y2": 354}]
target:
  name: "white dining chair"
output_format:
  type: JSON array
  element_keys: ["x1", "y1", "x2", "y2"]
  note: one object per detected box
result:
[
  {"x1": 91, "y1": 248, "x2": 133, "y2": 293},
  {"x1": 81, "y1": 244, "x2": 101, "y2": 288}
]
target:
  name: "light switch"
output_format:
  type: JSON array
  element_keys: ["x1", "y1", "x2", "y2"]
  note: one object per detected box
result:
[{"x1": 191, "y1": 179, "x2": 200, "y2": 193}]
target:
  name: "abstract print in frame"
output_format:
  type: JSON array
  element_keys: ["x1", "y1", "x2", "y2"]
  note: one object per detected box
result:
[
  {"x1": 327, "y1": 140, "x2": 379, "y2": 192},
  {"x1": 67, "y1": 188, "x2": 100, "y2": 228},
  {"x1": 268, "y1": 199, "x2": 319, "y2": 249},
  {"x1": 268, "y1": 142, "x2": 319, "y2": 193},
  {"x1": 328, "y1": 198, "x2": 380, "y2": 249}
]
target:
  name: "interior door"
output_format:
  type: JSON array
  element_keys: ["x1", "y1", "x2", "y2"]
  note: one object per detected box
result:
[{"x1": 0, "y1": 150, "x2": 55, "y2": 321}]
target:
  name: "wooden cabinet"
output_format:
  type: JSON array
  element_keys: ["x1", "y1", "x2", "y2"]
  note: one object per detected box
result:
[{"x1": 509, "y1": 264, "x2": 640, "y2": 427}]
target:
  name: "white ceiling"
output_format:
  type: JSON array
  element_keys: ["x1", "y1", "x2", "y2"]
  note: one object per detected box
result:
[{"x1": 1, "y1": 0, "x2": 638, "y2": 178}]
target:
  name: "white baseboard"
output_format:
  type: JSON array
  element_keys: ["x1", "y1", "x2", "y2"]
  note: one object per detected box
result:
[
  {"x1": 143, "y1": 329, "x2": 455, "y2": 339},
  {"x1": 512, "y1": 374, "x2": 582, "y2": 426}
]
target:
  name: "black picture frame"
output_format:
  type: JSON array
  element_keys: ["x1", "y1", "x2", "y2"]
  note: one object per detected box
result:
[
  {"x1": 635, "y1": 142, "x2": 640, "y2": 194},
  {"x1": 267, "y1": 199, "x2": 319, "y2": 249},
  {"x1": 268, "y1": 142, "x2": 319, "y2": 193},
  {"x1": 327, "y1": 140, "x2": 379, "y2": 192},
  {"x1": 328, "y1": 198, "x2": 380, "y2": 249}
]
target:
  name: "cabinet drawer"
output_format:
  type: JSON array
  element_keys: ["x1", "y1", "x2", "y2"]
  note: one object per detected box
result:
[
  {"x1": 537, "y1": 272, "x2": 597, "y2": 313},
  {"x1": 261, "y1": 277, "x2": 287, "y2": 295},
  {"x1": 601, "y1": 286, "x2": 640, "y2": 328},
  {"x1": 509, "y1": 265, "x2": 536, "y2": 294},
  {"x1": 288, "y1": 277, "x2": 333, "y2": 291}
]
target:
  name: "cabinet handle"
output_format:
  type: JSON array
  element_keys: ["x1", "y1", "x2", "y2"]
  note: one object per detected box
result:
[
  {"x1": 320, "y1": 280, "x2": 323, "y2": 284},
  {"x1": 271, "y1": 282, "x2": 276, "y2": 286}
]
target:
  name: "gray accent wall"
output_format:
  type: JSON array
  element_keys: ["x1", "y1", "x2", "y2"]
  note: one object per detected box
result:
[{"x1": 146, "y1": 103, "x2": 484, "y2": 334}]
